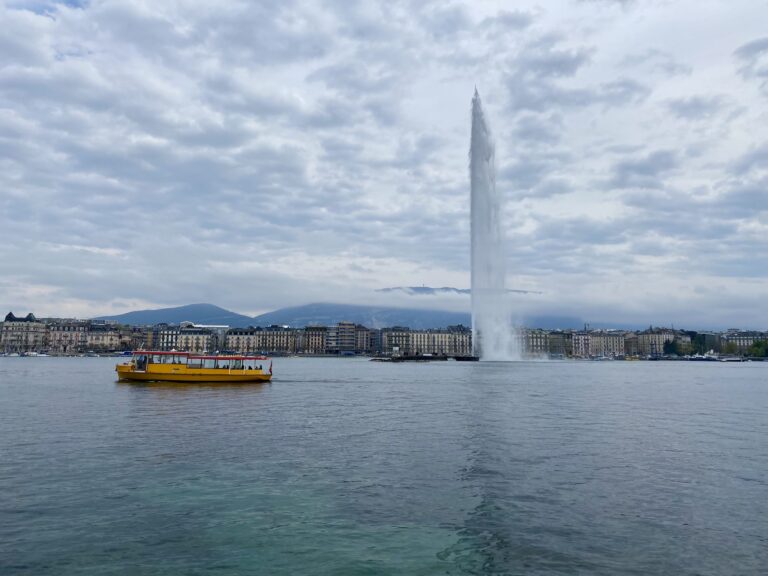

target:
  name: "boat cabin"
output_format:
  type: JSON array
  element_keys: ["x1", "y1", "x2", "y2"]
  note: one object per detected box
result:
[{"x1": 131, "y1": 351, "x2": 268, "y2": 371}]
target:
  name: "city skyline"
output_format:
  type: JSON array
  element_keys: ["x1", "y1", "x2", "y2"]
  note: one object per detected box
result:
[{"x1": 1, "y1": 1, "x2": 767, "y2": 327}]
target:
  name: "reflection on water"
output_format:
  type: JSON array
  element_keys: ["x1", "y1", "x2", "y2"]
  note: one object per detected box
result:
[{"x1": 1, "y1": 357, "x2": 766, "y2": 575}]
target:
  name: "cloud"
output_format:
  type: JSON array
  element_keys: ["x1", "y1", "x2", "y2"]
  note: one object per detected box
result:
[
  {"x1": 504, "y1": 35, "x2": 650, "y2": 112},
  {"x1": 610, "y1": 150, "x2": 678, "y2": 189},
  {"x1": 666, "y1": 95, "x2": 728, "y2": 120},
  {"x1": 0, "y1": 0, "x2": 766, "y2": 329},
  {"x1": 734, "y1": 36, "x2": 768, "y2": 92}
]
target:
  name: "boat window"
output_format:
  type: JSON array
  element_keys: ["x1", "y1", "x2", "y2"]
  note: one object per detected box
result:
[
  {"x1": 203, "y1": 358, "x2": 216, "y2": 369},
  {"x1": 187, "y1": 358, "x2": 203, "y2": 368}
]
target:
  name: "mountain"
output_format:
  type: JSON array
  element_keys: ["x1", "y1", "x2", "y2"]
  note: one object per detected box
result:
[
  {"x1": 94, "y1": 302, "x2": 600, "y2": 330},
  {"x1": 251, "y1": 303, "x2": 471, "y2": 330},
  {"x1": 94, "y1": 303, "x2": 254, "y2": 327},
  {"x1": 377, "y1": 286, "x2": 542, "y2": 295}
]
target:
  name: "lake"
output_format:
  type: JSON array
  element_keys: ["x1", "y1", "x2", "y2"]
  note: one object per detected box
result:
[{"x1": 1, "y1": 357, "x2": 766, "y2": 575}]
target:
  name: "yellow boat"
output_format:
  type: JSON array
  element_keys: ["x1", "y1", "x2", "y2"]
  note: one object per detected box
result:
[{"x1": 116, "y1": 351, "x2": 272, "y2": 383}]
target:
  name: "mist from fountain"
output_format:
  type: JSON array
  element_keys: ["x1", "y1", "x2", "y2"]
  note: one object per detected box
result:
[{"x1": 470, "y1": 89, "x2": 520, "y2": 361}]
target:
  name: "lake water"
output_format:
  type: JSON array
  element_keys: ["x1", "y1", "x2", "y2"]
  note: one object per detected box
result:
[{"x1": 1, "y1": 357, "x2": 766, "y2": 575}]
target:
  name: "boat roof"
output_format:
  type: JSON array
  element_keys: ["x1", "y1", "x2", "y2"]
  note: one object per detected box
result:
[
  {"x1": 133, "y1": 351, "x2": 269, "y2": 360},
  {"x1": 189, "y1": 355, "x2": 270, "y2": 361},
  {"x1": 133, "y1": 350, "x2": 189, "y2": 355}
]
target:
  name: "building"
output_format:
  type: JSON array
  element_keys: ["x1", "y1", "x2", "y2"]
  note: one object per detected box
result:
[
  {"x1": 410, "y1": 326, "x2": 472, "y2": 356},
  {"x1": 47, "y1": 320, "x2": 90, "y2": 354},
  {"x1": 722, "y1": 330, "x2": 764, "y2": 353},
  {"x1": 327, "y1": 321, "x2": 357, "y2": 354},
  {"x1": 156, "y1": 324, "x2": 180, "y2": 351},
  {"x1": 176, "y1": 325, "x2": 215, "y2": 353},
  {"x1": 119, "y1": 326, "x2": 146, "y2": 351},
  {"x1": 636, "y1": 328, "x2": 691, "y2": 356},
  {"x1": 86, "y1": 322, "x2": 121, "y2": 352},
  {"x1": 637, "y1": 328, "x2": 675, "y2": 357},
  {"x1": 380, "y1": 326, "x2": 471, "y2": 357},
  {"x1": 522, "y1": 328, "x2": 549, "y2": 357},
  {"x1": 224, "y1": 326, "x2": 298, "y2": 354},
  {"x1": 300, "y1": 326, "x2": 328, "y2": 354},
  {"x1": 547, "y1": 330, "x2": 572, "y2": 357},
  {"x1": 624, "y1": 333, "x2": 639, "y2": 356},
  {"x1": 1, "y1": 312, "x2": 46, "y2": 353},
  {"x1": 355, "y1": 325, "x2": 375, "y2": 355},
  {"x1": 381, "y1": 327, "x2": 411, "y2": 356},
  {"x1": 589, "y1": 331, "x2": 626, "y2": 358},
  {"x1": 572, "y1": 331, "x2": 590, "y2": 358}
]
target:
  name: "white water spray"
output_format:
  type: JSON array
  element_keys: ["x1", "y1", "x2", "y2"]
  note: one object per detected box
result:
[{"x1": 470, "y1": 89, "x2": 519, "y2": 361}]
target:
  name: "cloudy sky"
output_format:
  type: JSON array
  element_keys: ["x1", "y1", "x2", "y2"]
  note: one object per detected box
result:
[{"x1": 1, "y1": 0, "x2": 767, "y2": 329}]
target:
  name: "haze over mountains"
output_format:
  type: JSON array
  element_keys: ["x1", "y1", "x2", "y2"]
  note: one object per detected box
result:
[{"x1": 94, "y1": 303, "x2": 608, "y2": 330}]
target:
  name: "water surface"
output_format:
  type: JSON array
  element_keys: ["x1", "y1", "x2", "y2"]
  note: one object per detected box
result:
[{"x1": 1, "y1": 357, "x2": 766, "y2": 575}]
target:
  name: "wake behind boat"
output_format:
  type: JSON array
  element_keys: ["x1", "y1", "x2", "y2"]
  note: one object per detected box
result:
[{"x1": 116, "y1": 351, "x2": 272, "y2": 383}]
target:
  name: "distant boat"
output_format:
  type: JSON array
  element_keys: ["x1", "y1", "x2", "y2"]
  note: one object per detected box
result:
[{"x1": 116, "y1": 351, "x2": 272, "y2": 383}]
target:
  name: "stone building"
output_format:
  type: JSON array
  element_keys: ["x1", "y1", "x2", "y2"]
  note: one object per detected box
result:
[
  {"x1": 355, "y1": 325, "x2": 374, "y2": 355},
  {"x1": 47, "y1": 320, "x2": 90, "y2": 354},
  {"x1": 86, "y1": 322, "x2": 121, "y2": 352},
  {"x1": 547, "y1": 331, "x2": 572, "y2": 357},
  {"x1": 1, "y1": 312, "x2": 46, "y2": 353},
  {"x1": 224, "y1": 326, "x2": 298, "y2": 354},
  {"x1": 637, "y1": 328, "x2": 690, "y2": 356},
  {"x1": 410, "y1": 327, "x2": 472, "y2": 356},
  {"x1": 380, "y1": 326, "x2": 471, "y2": 357},
  {"x1": 624, "y1": 333, "x2": 639, "y2": 356},
  {"x1": 637, "y1": 328, "x2": 675, "y2": 357},
  {"x1": 176, "y1": 325, "x2": 215, "y2": 353},
  {"x1": 589, "y1": 331, "x2": 626, "y2": 358},
  {"x1": 300, "y1": 326, "x2": 328, "y2": 354},
  {"x1": 721, "y1": 330, "x2": 764, "y2": 352},
  {"x1": 572, "y1": 331, "x2": 590, "y2": 358},
  {"x1": 522, "y1": 328, "x2": 549, "y2": 356}
]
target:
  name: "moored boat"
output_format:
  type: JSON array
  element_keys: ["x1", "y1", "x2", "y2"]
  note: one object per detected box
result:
[{"x1": 116, "y1": 351, "x2": 272, "y2": 383}]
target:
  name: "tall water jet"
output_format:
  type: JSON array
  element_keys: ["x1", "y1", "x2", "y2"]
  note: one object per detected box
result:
[{"x1": 470, "y1": 89, "x2": 517, "y2": 361}]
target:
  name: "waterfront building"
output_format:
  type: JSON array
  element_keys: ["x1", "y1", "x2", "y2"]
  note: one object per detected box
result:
[
  {"x1": 637, "y1": 328, "x2": 676, "y2": 357},
  {"x1": 120, "y1": 326, "x2": 146, "y2": 351},
  {"x1": 177, "y1": 325, "x2": 215, "y2": 353},
  {"x1": 85, "y1": 322, "x2": 121, "y2": 352},
  {"x1": 410, "y1": 326, "x2": 472, "y2": 356},
  {"x1": 1, "y1": 312, "x2": 46, "y2": 353},
  {"x1": 380, "y1": 326, "x2": 471, "y2": 357},
  {"x1": 355, "y1": 325, "x2": 374, "y2": 355},
  {"x1": 47, "y1": 320, "x2": 90, "y2": 354},
  {"x1": 156, "y1": 324, "x2": 180, "y2": 351},
  {"x1": 624, "y1": 333, "x2": 639, "y2": 356},
  {"x1": 572, "y1": 331, "x2": 590, "y2": 358},
  {"x1": 722, "y1": 329, "x2": 763, "y2": 352},
  {"x1": 695, "y1": 332, "x2": 722, "y2": 354},
  {"x1": 589, "y1": 331, "x2": 626, "y2": 358},
  {"x1": 301, "y1": 326, "x2": 328, "y2": 354},
  {"x1": 326, "y1": 321, "x2": 357, "y2": 354},
  {"x1": 381, "y1": 327, "x2": 411, "y2": 356},
  {"x1": 547, "y1": 330, "x2": 573, "y2": 357},
  {"x1": 224, "y1": 326, "x2": 298, "y2": 354},
  {"x1": 522, "y1": 328, "x2": 549, "y2": 357}
]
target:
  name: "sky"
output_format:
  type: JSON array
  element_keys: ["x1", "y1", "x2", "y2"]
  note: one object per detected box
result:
[{"x1": 1, "y1": 0, "x2": 767, "y2": 329}]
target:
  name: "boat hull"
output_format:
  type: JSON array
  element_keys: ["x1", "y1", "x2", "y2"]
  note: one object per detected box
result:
[{"x1": 116, "y1": 364, "x2": 271, "y2": 383}]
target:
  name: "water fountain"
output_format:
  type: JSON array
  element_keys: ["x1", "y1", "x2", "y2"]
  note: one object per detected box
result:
[{"x1": 470, "y1": 89, "x2": 519, "y2": 361}]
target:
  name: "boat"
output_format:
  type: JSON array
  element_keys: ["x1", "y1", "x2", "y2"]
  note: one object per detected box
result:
[{"x1": 116, "y1": 351, "x2": 272, "y2": 383}]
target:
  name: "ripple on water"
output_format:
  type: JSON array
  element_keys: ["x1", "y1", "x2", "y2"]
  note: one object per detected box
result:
[{"x1": 0, "y1": 357, "x2": 766, "y2": 575}]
